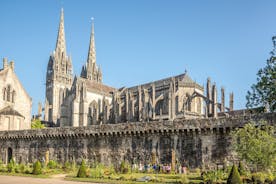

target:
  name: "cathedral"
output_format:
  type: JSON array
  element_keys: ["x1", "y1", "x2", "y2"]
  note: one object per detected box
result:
[{"x1": 44, "y1": 9, "x2": 234, "y2": 127}]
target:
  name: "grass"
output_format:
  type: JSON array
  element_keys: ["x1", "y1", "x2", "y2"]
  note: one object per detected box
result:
[
  {"x1": 66, "y1": 172, "x2": 204, "y2": 184},
  {"x1": 0, "y1": 171, "x2": 50, "y2": 178}
]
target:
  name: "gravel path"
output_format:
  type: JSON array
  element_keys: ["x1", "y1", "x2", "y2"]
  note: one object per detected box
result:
[{"x1": 0, "y1": 175, "x2": 100, "y2": 184}]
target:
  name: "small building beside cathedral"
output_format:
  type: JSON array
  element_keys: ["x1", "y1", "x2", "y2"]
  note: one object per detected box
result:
[{"x1": 0, "y1": 58, "x2": 32, "y2": 130}]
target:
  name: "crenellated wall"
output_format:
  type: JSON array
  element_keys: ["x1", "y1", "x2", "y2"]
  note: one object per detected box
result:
[{"x1": 0, "y1": 113, "x2": 275, "y2": 169}]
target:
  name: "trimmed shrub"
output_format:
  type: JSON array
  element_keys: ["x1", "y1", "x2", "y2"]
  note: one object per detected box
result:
[
  {"x1": 63, "y1": 161, "x2": 72, "y2": 172},
  {"x1": 18, "y1": 164, "x2": 25, "y2": 173},
  {"x1": 119, "y1": 161, "x2": 130, "y2": 174},
  {"x1": 203, "y1": 170, "x2": 226, "y2": 183},
  {"x1": 47, "y1": 160, "x2": 57, "y2": 169},
  {"x1": 180, "y1": 174, "x2": 189, "y2": 184},
  {"x1": 90, "y1": 163, "x2": 104, "y2": 178},
  {"x1": 32, "y1": 161, "x2": 42, "y2": 175},
  {"x1": 227, "y1": 165, "x2": 242, "y2": 184},
  {"x1": 77, "y1": 160, "x2": 87, "y2": 178},
  {"x1": 238, "y1": 161, "x2": 246, "y2": 176}
]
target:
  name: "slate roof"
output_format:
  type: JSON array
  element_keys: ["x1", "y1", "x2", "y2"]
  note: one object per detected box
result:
[{"x1": 85, "y1": 79, "x2": 115, "y2": 95}]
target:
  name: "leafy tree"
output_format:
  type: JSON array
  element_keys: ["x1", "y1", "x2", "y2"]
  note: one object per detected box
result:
[
  {"x1": 32, "y1": 161, "x2": 42, "y2": 175},
  {"x1": 227, "y1": 165, "x2": 242, "y2": 184},
  {"x1": 232, "y1": 122, "x2": 276, "y2": 171},
  {"x1": 246, "y1": 37, "x2": 276, "y2": 112},
  {"x1": 31, "y1": 119, "x2": 45, "y2": 129},
  {"x1": 77, "y1": 160, "x2": 88, "y2": 178}
]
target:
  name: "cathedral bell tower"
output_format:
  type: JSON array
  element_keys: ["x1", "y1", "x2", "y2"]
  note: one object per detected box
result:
[
  {"x1": 80, "y1": 18, "x2": 102, "y2": 82},
  {"x1": 45, "y1": 9, "x2": 73, "y2": 124}
]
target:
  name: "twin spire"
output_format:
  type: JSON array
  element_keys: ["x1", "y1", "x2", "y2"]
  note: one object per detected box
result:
[
  {"x1": 87, "y1": 17, "x2": 96, "y2": 64},
  {"x1": 55, "y1": 8, "x2": 66, "y2": 56},
  {"x1": 54, "y1": 9, "x2": 101, "y2": 82}
]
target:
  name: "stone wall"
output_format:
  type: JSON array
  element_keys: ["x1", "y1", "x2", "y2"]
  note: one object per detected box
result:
[{"x1": 0, "y1": 113, "x2": 274, "y2": 169}]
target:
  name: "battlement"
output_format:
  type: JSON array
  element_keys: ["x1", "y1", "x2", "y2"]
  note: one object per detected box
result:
[{"x1": 0, "y1": 113, "x2": 274, "y2": 140}]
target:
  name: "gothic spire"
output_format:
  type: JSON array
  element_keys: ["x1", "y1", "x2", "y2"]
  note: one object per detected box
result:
[
  {"x1": 87, "y1": 17, "x2": 96, "y2": 65},
  {"x1": 55, "y1": 8, "x2": 66, "y2": 56}
]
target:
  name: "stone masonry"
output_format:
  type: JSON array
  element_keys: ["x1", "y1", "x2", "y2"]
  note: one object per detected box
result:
[{"x1": 0, "y1": 113, "x2": 274, "y2": 169}]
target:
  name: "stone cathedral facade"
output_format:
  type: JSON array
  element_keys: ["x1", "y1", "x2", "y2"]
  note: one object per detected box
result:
[{"x1": 45, "y1": 9, "x2": 235, "y2": 127}]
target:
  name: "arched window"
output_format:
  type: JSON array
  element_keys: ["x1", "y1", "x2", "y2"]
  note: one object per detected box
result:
[
  {"x1": 196, "y1": 98, "x2": 201, "y2": 114},
  {"x1": 175, "y1": 96, "x2": 179, "y2": 113},
  {"x1": 7, "y1": 85, "x2": 11, "y2": 102},
  {"x1": 88, "y1": 101, "x2": 98, "y2": 125},
  {"x1": 155, "y1": 99, "x2": 164, "y2": 115},
  {"x1": 12, "y1": 90, "x2": 16, "y2": 103},
  {"x1": 3, "y1": 88, "x2": 6, "y2": 100},
  {"x1": 59, "y1": 88, "x2": 64, "y2": 106}
]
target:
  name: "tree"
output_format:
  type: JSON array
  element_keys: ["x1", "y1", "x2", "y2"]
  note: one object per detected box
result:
[
  {"x1": 31, "y1": 119, "x2": 45, "y2": 129},
  {"x1": 232, "y1": 122, "x2": 276, "y2": 171},
  {"x1": 246, "y1": 36, "x2": 276, "y2": 112},
  {"x1": 227, "y1": 165, "x2": 242, "y2": 184}
]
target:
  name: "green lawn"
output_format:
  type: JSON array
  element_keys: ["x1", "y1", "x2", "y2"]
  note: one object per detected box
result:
[
  {"x1": 0, "y1": 171, "x2": 50, "y2": 178},
  {"x1": 66, "y1": 172, "x2": 204, "y2": 184}
]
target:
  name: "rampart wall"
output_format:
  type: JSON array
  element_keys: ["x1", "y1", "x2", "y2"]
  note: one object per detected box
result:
[{"x1": 0, "y1": 113, "x2": 274, "y2": 169}]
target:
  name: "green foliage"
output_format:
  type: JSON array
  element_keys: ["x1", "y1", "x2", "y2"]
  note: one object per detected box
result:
[
  {"x1": 31, "y1": 119, "x2": 45, "y2": 129},
  {"x1": 90, "y1": 163, "x2": 105, "y2": 178},
  {"x1": 180, "y1": 174, "x2": 189, "y2": 184},
  {"x1": 238, "y1": 162, "x2": 246, "y2": 176},
  {"x1": 246, "y1": 37, "x2": 276, "y2": 112},
  {"x1": 232, "y1": 122, "x2": 276, "y2": 171},
  {"x1": 18, "y1": 164, "x2": 25, "y2": 173},
  {"x1": 7, "y1": 158, "x2": 16, "y2": 173},
  {"x1": 227, "y1": 165, "x2": 242, "y2": 184},
  {"x1": 119, "y1": 161, "x2": 130, "y2": 174},
  {"x1": 63, "y1": 161, "x2": 73, "y2": 172},
  {"x1": 32, "y1": 160, "x2": 42, "y2": 175},
  {"x1": 251, "y1": 172, "x2": 266, "y2": 184},
  {"x1": 251, "y1": 171, "x2": 275, "y2": 184},
  {"x1": 77, "y1": 160, "x2": 88, "y2": 178},
  {"x1": 47, "y1": 160, "x2": 57, "y2": 169},
  {"x1": 0, "y1": 160, "x2": 6, "y2": 172},
  {"x1": 202, "y1": 169, "x2": 226, "y2": 183}
]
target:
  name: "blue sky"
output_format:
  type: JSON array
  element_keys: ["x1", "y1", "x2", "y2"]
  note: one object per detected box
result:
[{"x1": 0, "y1": 0, "x2": 276, "y2": 114}]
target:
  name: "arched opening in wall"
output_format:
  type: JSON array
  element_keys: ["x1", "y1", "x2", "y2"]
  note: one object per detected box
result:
[{"x1": 7, "y1": 147, "x2": 12, "y2": 163}]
